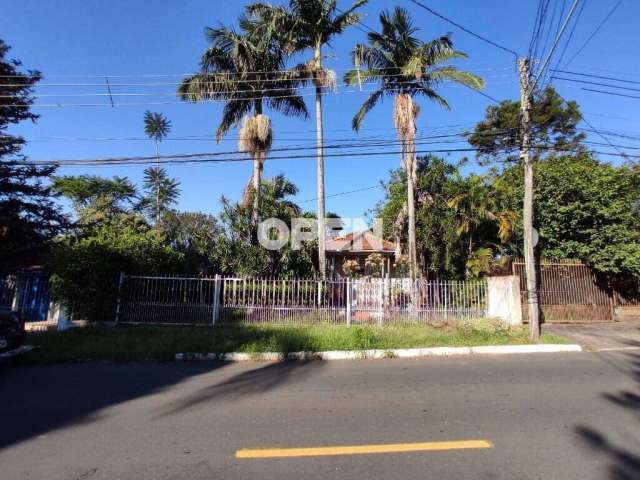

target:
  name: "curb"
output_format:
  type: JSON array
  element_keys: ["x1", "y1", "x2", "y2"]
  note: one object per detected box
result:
[{"x1": 175, "y1": 344, "x2": 583, "y2": 362}]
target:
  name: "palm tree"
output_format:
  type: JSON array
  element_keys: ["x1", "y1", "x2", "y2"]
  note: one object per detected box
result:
[
  {"x1": 178, "y1": 12, "x2": 308, "y2": 233},
  {"x1": 143, "y1": 111, "x2": 171, "y2": 224},
  {"x1": 260, "y1": 173, "x2": 302, "y2": 219},
  {"x1": 344, "y1": 7, "x2": 484, "y2": 278},
  {"x1": 249, "y1": 0, "x2": 367, "y2": 279},
  {"x1": 141, "y1": 167, "x2": 180, "y2": 220},
  {"x1": 448, "y1": 175, "x2": 515, "y2": 277}
]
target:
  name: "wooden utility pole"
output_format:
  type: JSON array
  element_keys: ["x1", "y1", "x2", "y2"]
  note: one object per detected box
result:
[{"x1": 518, "y1": 58, "x2": 540, "y2": 341}]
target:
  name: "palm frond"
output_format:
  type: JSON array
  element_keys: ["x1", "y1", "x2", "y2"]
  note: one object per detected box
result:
[
  {"x1": 266, "y1": 93, "x2": 309, "y2": 119},
  {"x1": 412, "y1": 85, "x2": 450, "y2": 110},
  {"x1": 352, "y1": 89, "x2": 385, "y2": 131},
  {"x1": 216, "y1": 99, "x2": 252, "y2": 142},
  {"x1": 143, "y1": 111, "x2": 171, "y2": 141},
  {"x1": 430, "y1": 67, "x2": 485, "y2": 90}
]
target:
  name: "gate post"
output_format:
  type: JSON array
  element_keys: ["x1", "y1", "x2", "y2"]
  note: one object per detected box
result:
[
  {"x1": 487, "y1": 276, "x2": 522, "y2": 326},
  {"x1": 114, "y1": 272, "x2": 125, "y2": 323}
]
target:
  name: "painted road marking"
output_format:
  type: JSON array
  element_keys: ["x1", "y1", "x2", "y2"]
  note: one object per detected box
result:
[{"x1": 235, "y1": 440, "x2": 493, "y2": 458}]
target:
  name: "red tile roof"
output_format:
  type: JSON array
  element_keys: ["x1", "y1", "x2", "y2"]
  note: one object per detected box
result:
[{"x1": 326, "y1": 231, "x2": 395, "y2": 253}]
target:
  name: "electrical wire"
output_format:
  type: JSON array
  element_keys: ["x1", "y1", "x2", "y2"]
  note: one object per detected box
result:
[
  {"x1": 550, "y1": 69, "x2": 640, "y2": 85},
  {"x1": 408, "y1": 0, "x2": 519, "y2": 58},
  {"x1": 529, "y1": 0, "x2": 582, "y2": 95},
  {"x1": 551, "y1": 76, "x2": 640, "y2": 93},
  {"x1": 565, "y1": 0, "x2": 624, "y2": 66}
]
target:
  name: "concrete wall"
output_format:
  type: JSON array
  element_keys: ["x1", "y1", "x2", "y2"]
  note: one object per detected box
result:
[{"x1": 487, "y1": 276, "x2": 522, "y2": 326}]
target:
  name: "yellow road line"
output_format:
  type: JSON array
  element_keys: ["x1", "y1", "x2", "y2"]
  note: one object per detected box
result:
[{"x1": 235, "y1": 440, "x2": 493, "y2": 459}]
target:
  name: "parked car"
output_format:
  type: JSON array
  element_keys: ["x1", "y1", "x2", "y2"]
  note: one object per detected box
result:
[{"x1": 0, "y1": 308, "x2": 25, "y2": 352}]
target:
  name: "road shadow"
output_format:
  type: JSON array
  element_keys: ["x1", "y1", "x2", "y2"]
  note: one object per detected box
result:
[
  {"x1": 0, "y1": 362, "x2": 227, "y2": 451},
  {"x1": 156, "y1": 359, "x2": 326, "y2": 418},
  {"x1": 574, "y1": 329, "x2": 640, "y2": 480}
]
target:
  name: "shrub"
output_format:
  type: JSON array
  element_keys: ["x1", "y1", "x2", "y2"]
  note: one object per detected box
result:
[{"x1": 49, "y1": 215, "x2": 183, "y2": 322}]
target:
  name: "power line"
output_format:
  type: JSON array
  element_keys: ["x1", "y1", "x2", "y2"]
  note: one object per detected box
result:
[
  {"x1": 550, "y1": 69, "x2": 640, "y2": 85},
  {"x1": 408, "y1": 0, "x2": 519, "y2": 58},
  {"x1": 298, "y1": 184, "x2": 384, "y2": 204},
  {"x1": 3, "y1": 70, "x2": 517, "y2": 88},
  {"x1": 551, "y1": 76, "x2": 640, "y2": 92},
  {"x1": 4, "y1": 129, "x2": 521, "y2": 165},
  {"x1": 0, "y1": 123, "x2": 478, "y2": 143},
  {"x1": 529, "y1": 0, "x2": 582, "y2": 94},
  {"x1": 549, "y1": 0, "x2": 587, "y2": 80},
  {"x1": 1, "y1": 77, "x2": 518, "y2": 98},
  {"x1": 0, "y1": 78, "x2": 519, "y2": 108},
  {"x1": 529, "y1": 0, "x2": 551, "y2": 63},
  {"x1": 565, "y1": 0, "x2": 624, "y2": 66},
  {"x1": 7, "y1": 140, "x2": 638, "y2": 169},
  {"x1": 582, "y1": 88, "x2": 640, "y2": 100},
  {"x1": 5, "y1": 147, "x2": 490, "y2": 167}
]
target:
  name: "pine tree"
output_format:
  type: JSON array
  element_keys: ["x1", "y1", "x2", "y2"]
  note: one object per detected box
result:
[{"x1": 0, "y1": 38, "x2": 65, "y2": 271}]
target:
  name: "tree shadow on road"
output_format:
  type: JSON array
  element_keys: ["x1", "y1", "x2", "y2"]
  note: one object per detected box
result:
[
  {"x1": 155, "y1": 359, "x2": 326, "y2": 418},
  {"x1": 574, "y1": 333, "x2": 640, "y2": 480},
  {"x1": 0, "y1": 361, "x2": 228, "y2": 451}
]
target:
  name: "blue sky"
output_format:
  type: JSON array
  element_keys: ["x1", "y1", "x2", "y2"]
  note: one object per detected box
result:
[{"x1": 2, "y1": 0, "x2": 639, "y2": 220}]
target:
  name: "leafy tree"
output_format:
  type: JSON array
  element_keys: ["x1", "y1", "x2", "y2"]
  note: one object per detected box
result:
[
  {"x1": 344, "y1": 7, "x2": 484, "y2": 277},
  {"x1": 497, "y1": 154, "x2": 640, "y2": 279},
  {"x1": 249, "y1": 0, "x2": 368, "y2": 278},
  {"x1": 51, "y1": 173, "x2": 186, "y2": 321},
  {"x1": 376, "y1": 155, "x2": 464, "y2": 278},
  {"x1": 447, "y1": 175, "x2": 515, "y2": 276},
  {"x1": 178, "y1": 10, "x2": 308, "y2": 231},
  {"x1": 217, "y1": 174, "x2": 316, "y2": 277},
  {"x1": 160, "y1": 211, "x2": 227, "y2": 274},
  {"x1": 468, "y1": 86, "x2": 585, "y2": 164},
  {"x1": 51, "y1": 174, "x2": 139, "y2": 225},
  {"x1": 143, "y1": 111, "x2": 172, "y2": 223},
  {"x1": 0, "y1": 39, "x2": 66, "y2": 270},
  {"x1": 376, "y1": 155, "x2": 513, "y2": 278}
]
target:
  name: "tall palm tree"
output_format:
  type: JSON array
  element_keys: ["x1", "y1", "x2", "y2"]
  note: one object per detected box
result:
[
  {"x1": 249, "y1": 0, "x2": 367, "y2": 279},
  {"x1": 178, "y1": 12, "x2": 308, "y2": 233},
  {"x1": 143, "y1": 110, "x2": 171, "y2": 224},
  {"x1": 344, "y1": 7, "x2": 484, "y2": 278}
]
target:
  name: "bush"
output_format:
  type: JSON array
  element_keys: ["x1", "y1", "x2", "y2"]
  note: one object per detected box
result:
[{"x1": 49, "y1": 215, "x2": 183, "y2": 322}]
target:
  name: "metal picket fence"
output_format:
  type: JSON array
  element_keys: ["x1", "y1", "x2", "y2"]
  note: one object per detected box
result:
[{"x1": 117, "y1": 274, "x2": 488, "y2": 326}]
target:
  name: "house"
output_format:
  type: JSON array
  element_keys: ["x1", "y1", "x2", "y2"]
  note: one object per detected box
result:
[{"x1": 326, "y1": 231, "x2": 396, "y2": 277}]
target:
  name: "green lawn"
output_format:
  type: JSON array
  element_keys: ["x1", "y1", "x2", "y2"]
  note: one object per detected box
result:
[{"x1": 17, "y1": 322, "x2": 569, "y2": 364}]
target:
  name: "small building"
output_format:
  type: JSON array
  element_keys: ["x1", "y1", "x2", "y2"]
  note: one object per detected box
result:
[{"x1": 326, "y1": 231, "x2": 396, "y2": 277}]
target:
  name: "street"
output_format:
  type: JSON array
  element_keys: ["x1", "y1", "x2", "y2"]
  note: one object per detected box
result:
[{"x1": 2, "y1": 352, "x2": 639, "y2": 479}]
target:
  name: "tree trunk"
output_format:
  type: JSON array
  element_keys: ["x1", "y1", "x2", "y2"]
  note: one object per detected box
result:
[
  {"x1": 406, "y1": 110, "x2": 418, "y2": 279},
  {"x1": 406, "y1": 153, "x2": 417, "y2": 279},
  {"x1": 250, "y1": 100, "x2": 264, "y2": 238},
  {"x1": 154, "y1": 139, "x2": 160, "y2": 225},
  {"x1": 251, "y1": 151, "x2": 263, "y2": 231},
  {"x1": 314, "y1": 44, "x2": 327, "y2": 279}
]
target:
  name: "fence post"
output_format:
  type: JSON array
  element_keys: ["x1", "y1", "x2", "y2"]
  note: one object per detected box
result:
[
  {"x1": 10, "y1": 275, "x2": 22, "y2": 313},
  {"x1": 378, "y1": 278, "x2": 384, "y2": 327},
  {"x1": 212, "y1": 274, "x2": 221, "y2": 326},
  {"x1": 346, "y1": 277, "x2": 351, "y2": 326},
  {"x1": 114, "y1": 272, "x2": 125, "y2": 323}
]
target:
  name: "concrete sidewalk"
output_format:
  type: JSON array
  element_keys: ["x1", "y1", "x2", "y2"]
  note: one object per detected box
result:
[{"x1": 544, "y1": 320, "x2": 640, "y2": 350}]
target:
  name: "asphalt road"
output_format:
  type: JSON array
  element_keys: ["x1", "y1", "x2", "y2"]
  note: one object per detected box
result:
[{"x1": 2, "y1": 351, "x2": 640, "y2": 480}]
